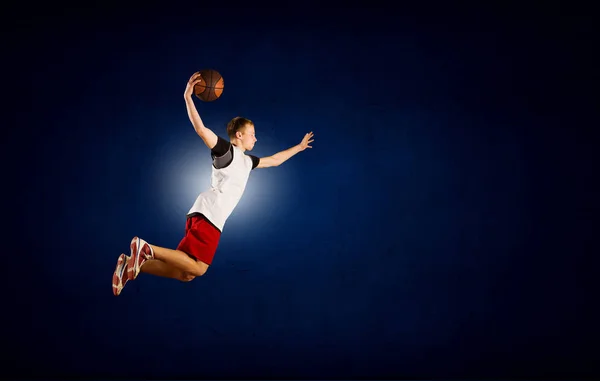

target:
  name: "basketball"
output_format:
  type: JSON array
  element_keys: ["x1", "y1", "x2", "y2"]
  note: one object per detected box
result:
[{"x1": 194, "y1": 69, "x2": 224, "y2": 102}]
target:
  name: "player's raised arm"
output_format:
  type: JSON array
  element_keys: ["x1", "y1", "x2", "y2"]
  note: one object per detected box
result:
[
  {"x1": 183, "y1": 72, "x2": 218, "y2": 150},
  {"x1": 257, "y1": 132, "x2": 314, "y2": 168}
]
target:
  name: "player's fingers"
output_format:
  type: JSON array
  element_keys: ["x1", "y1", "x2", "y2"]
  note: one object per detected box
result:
[
  {"x1": 189, "y1": 77, "x2": 204, "y2": 87},
  {"x1": 308, "y1": 139, "x2": 314, "y2": 143},
  {"x1": 189, "y1": 71, "x2": 200, "y2": 81}
]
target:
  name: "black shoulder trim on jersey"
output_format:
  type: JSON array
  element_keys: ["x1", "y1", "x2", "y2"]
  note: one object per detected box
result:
[
  {"x1": 211, "y1": 136, "x2": 231, "y2": 157},
  {"x1": 249, "y1": 155, "x2": 260, "y2": 170},
  {"x1": 213, "y1": 144, "x2": 233, "y2": 169}
]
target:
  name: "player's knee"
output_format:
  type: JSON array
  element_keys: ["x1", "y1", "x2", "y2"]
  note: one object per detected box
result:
[
  {"x1": 190, "y1": 261, "x2": 208, "y2": 277},
  {"x1": 180, "y1": 272, "x2": 196, "y2": 282}
]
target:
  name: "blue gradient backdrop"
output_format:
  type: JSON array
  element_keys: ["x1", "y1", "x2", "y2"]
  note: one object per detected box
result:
[{"x1": 4, "y1": 4, "x2": 597, "y2": 380}]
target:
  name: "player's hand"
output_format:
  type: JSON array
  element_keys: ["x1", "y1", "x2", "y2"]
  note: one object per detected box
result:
[
  {"x1": 184, "y1": 72, "x2": 204, "y2": 98},
  {"x1": 298, "y1": 132, "x2": 314, "y2": 151}
]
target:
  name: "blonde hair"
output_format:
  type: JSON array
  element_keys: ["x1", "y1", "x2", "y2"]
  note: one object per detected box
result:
[{"x1": 226, "y1": 117, "x2": 253, "y2": 140}]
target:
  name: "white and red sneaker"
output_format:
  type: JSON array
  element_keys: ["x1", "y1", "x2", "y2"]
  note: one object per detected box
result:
[
  {"x1": 128, "y1": 236, "x2": 155, "y2": 280},
  {"x1": 112, "y1": 253, "x2": 131, "y2": 296}
]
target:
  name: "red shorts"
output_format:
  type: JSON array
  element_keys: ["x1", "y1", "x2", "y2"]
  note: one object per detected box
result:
[{"x1": 176, "y1": 214, "x2": 221, "y2": 266}]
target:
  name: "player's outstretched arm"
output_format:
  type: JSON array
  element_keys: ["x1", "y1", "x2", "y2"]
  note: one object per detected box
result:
[
  {"x1": 258, "y1": 132, "x2": 314, "y2": 168},
  {"x1": 183, "y1": 72, "x2": 218, "y2": 150}
]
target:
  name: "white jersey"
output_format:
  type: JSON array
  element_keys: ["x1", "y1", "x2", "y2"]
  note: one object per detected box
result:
[{"x1": 187, "y1": 136, "x2": 259, "y2": 231}]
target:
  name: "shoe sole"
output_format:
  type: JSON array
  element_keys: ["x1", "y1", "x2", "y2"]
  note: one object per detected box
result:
[
  {"x1": 128, "y1": 237, "x2": 140, "y2": 280},
  {"x1": 112, "y1": 253, "x2": 128, "y2": 296}
]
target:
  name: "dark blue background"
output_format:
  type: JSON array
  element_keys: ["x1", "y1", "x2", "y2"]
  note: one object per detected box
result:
[{"x1": 4, "y1": 3, "x2": 597, "y2": 379}]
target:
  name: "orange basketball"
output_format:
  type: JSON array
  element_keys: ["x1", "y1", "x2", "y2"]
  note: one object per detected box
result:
[{"x1": 194, "y1": 69, "x2": 224, "y2": 102}]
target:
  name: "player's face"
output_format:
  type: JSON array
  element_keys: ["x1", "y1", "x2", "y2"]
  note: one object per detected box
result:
[{"x1": 241, "y1": 124, "x2": 257, "y2": 151}]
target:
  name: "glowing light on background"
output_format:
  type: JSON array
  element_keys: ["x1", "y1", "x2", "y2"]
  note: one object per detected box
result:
[{"x1": 149, "y1": 126, "x2": 292, "y2": 238}]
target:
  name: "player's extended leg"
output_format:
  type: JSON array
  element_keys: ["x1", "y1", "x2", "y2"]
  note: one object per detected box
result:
[{"x1": 128, "y1": 237, "x2": 208, "y2": 280}]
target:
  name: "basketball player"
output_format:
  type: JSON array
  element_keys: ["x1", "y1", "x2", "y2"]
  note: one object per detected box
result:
[{"x1": 111, "y1": 72, "x2": 314, "y2": 296}]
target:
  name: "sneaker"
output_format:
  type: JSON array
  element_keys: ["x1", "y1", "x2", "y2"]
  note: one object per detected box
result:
[
  {"x1": 128, "y1": 236, "x2": 155, "y2": 280},
  {"x1": 112, "y1": 253, "x2": 131, "y2": 296}
]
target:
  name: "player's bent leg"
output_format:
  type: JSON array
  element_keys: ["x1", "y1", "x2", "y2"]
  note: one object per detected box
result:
[
  {"x1": 150, "y1": 244, "x2": 208, "y2": 277},
  {"x1": 140, "y1": 259, "x2": 199, "y2": 282},
  {"x1": 127, "y1": 235, "x2": 210, "y2": 280}
]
